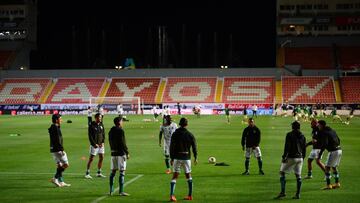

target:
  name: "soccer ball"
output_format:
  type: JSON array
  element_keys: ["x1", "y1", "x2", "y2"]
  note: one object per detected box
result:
[{"x1": 208, "y1": 156, "x2": 216, "y2": 164}]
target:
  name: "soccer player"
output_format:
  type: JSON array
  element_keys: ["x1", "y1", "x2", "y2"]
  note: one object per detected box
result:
[
  {"x1": 117, "y1": 103, "x2": 129, "y2": 121},
  {"x1": 108, "y1": 116, "x2": 130, "y2": 196},
  {"x1": 225, "y1": 107, "x2": 230, "y2": 124},
  {"x1": 275, "y1": 121, "x2": 306, "y2": 199},
  {"x1": 169, "y1": 117, "x2": 198, "y2": 202},
  {"x1": 344, "y1": 108, "x2": 354, "y2": 125},
  {"x1": 98, "y1": 105, "x2": 105, "y2": 120},
  {"x1": 85, "y1": 113, "x2": 106, "y2": 179},
  {"x1": 152, "y1": 105, "x2": 160, "y2": 122},
  {"x1": 304, "y1": 119, "x2": 326, "y2": 179},
  {"x1": 318, "y1": 120, "x2": 342, "y2": 190},
  {"x1": 242, "y1": 106, "x2": 248, "y2": 124},
  {"x1": 252, "y1": 104, "x2": 258, "y2": 118},
  {"x1": 117, "y1": 103, "x2": 124, "y2": 116},
  {"x1": 48, "y1": 114, "x2": 71, "y2": 187},
  {"x1": 241, "y1": 118, "x2": 264, "y2": 175},
  {"x1": 176, "y1": 102, "x2": 181, "y2": 115},
  {"x1": 87, "y1": 106, "x2": 92, "y2": 126},
  {"x1": 159, "y1": 115, "x2": 178, "y2": 174},
  {"x1": 331, "y1": 108, "x2": 343, "y2": 123}
]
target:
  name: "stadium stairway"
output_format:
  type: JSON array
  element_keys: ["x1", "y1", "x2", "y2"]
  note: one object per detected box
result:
[
  {"x1": 39, "y1": 79, "x2": 56, "y2": 103},
  {"x1": 215, "y1": 77, "x2": 224, "y2": 102},
  {"x1": 155, "y1": 77, "x2": 167, "y2": 104},
  {"x1": 334, "y1": 80, "x2": 342, "y2": 103},
  {"x1": 98, "y1": 78, "x2": 111, "y2": 103},
  {"x1": 275, "y1": 80, "x2": 282, "y2": 104},
  {"x1": 276, "y1": 47, "x2": 285, "y2": 67}
]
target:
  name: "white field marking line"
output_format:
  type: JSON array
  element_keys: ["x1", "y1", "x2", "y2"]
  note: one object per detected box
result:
[
  {"x1": 0, "y1": 171, "x2": 143, "y2": 176},
  {"x1": 91, "y1": 174, "x2": 143, "y2": 203}
]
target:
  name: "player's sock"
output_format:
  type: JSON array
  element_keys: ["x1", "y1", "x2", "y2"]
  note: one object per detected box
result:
[
  {"x1": 165, "y1": 155, "x2": 170, "y2": 169},
  {"x1": 119, "y1": 173, "x2": 125, "y2": 193},
  {"x1": 170, "y1": 179, "x2": 176, "y2": 196},
  {"x1": 325, "y1": 172, "x2": 331, "y2": 185},
  {"x1": 59, "y1": 167, "x2": 64, "y2": 178},
  {"x1": 187, "y1": 178, "x2": 193, "y2": 196},
  {"x1": 109, "y1": 172, "x2": 115, "y2": 193},
  {"x1": 97, "y1": 169, "x2": 102, "y2": 175},
  {"x1": 245, "y1": 158, "x2": 250, "y2": 172},
  {"x1": 257, "y1": 158, "x2": 263, "y2": 170},
  {"x1": 333, "y1": 172, "x2": 340, "y2": 183},
  {"x1": 86, "y1": 169, "x2": 90, "y2": 175},
  {"x1": 280, "y1": 176, "x2": 286, "y2": 194},
  {"x1": 307, "y1": 170, "x2": 312, "y2": 177},
  {"x1": 55, "y1": 167, "x2": 62, "y2": 179},
  {"x1": 296, "y1": 178, "x2": 302, "y2": 195}
]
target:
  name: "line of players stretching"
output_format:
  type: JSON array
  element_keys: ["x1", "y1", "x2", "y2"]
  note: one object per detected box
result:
[{"x1": 48, "y1": 111, "x2": 342, "y2": 201}]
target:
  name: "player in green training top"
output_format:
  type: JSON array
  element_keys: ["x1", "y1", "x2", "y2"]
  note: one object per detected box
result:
[{"x1": 331, "y1": 108, "x2": 343, "y2": 123}]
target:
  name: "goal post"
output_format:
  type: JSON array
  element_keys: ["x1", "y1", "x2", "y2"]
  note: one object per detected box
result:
[{"x1": 89, "y1": 96, "x2": 141, "y2": 114}]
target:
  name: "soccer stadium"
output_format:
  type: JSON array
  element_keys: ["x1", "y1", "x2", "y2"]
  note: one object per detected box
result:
[{"x1": 0, "y1": 0, "x2": 360, "y2": 202}]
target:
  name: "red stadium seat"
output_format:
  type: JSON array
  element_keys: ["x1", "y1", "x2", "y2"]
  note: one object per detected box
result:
[
  {"x1": 340, "y1": 76, "x2": 360, "y2": 103},
  {"x1": 46, "y1": 78, "x2": 106, "y2": 103},
  {"x1": 282, "y1": 76, "x2": 336, "y2": 103},
  {"x1": 163, "y1": 77, "x2": 217, "y2": 103},
  {"x1": 222, "y1": 77, "x2": 275, "y2": 104},
  {"x1": 338, "y1": 47, "x2": 360, "y2": 70},
  {"x1": 284, "y1": 47, "x2": 333, "y2": 69},
  {"x1": 105, "y1": 78, "x2": 161, "y2": 103},
  {"x1": 0, "y1": 78, "x2": 51, "y2": 104}
]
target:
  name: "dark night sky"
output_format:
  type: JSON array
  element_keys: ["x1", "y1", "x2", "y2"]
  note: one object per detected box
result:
[{"x1": 32, "y1": 0, "x2": 276, "y2": 69}]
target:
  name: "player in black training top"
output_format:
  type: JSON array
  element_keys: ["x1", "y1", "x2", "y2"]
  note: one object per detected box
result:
[
  {"x1": 304, "y1": 119, "x2": 326, "y2": 179},
  {"x1": 275, "y1": 121, "x2": 306, "y2": 200},
  {"x1": 85, "y1": 113, "x2": 106, "y2": 178},
  {"x1": 241, "y1": 118, "x2": 264, "y2": 175},
  {"x1": 108, "y1": 116, "x2": 130, "y2": 196},
  {"x1": 169, "y1": 117, "x2": 198, "y2": 202},
  {"x1": 48, "y1": 114, "x2": 71, "y2": 187},
  {"x1": 318, "y1": 120, "x2": 342, "y2": 190}
]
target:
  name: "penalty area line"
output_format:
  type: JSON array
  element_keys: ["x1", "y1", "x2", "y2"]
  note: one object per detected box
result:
[{"x1": 91, "y1": 174, "x2": 143, "y2": 203}]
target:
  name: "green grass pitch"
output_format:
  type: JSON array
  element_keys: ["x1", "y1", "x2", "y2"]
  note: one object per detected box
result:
[{"x1": 0, "y1": 114, "x2": 359, "y2": 203}]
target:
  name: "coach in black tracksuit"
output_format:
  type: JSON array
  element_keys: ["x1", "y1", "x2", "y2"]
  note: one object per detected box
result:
[
  {"x1": 241, "y1": 118, "x2": 264, "y2": 175},
  {"x1": 169, "y1": 118, "x2": 198, "y2": 201},
  {"x1": 276, "y1": 121, "x2": 306, "y2": 200}
]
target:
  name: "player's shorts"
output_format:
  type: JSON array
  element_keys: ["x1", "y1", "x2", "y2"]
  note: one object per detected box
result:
[
  {"x1": 111, "y1": 155, "x2": 127, "y2": 171},
  {"x1": 245, "y1": 147, "x2": 262, "y2": 158},
  {"x1": 326, "y1": 150, "x2": 342, "y2": 167},
  {"x1": 280, "y1": 158, "x2": 303, "y2": 175},
  {"x1": 164, "y1": 141, "x2": 170, "y2": 156},
  {"x1": 308, "y1": 149, "x2": 323, "y2": 160},
  {"x1": 52, "y1": 151, "x2": 69, "y2": 166},
  {"x1": 89, "y1": 145, "x2": 105, "y2": 156},
  {"x1": 173, "y1": 159, "x2": 191, "y2": 174}
]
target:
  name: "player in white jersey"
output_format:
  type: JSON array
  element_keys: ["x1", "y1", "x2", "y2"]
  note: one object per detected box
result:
[
  {"x1": 87, "y1": 106, "x2": 92, "y2": 126},
  {"x1": 159, "y1": 115, "x2": 178, "y2": 174}
]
